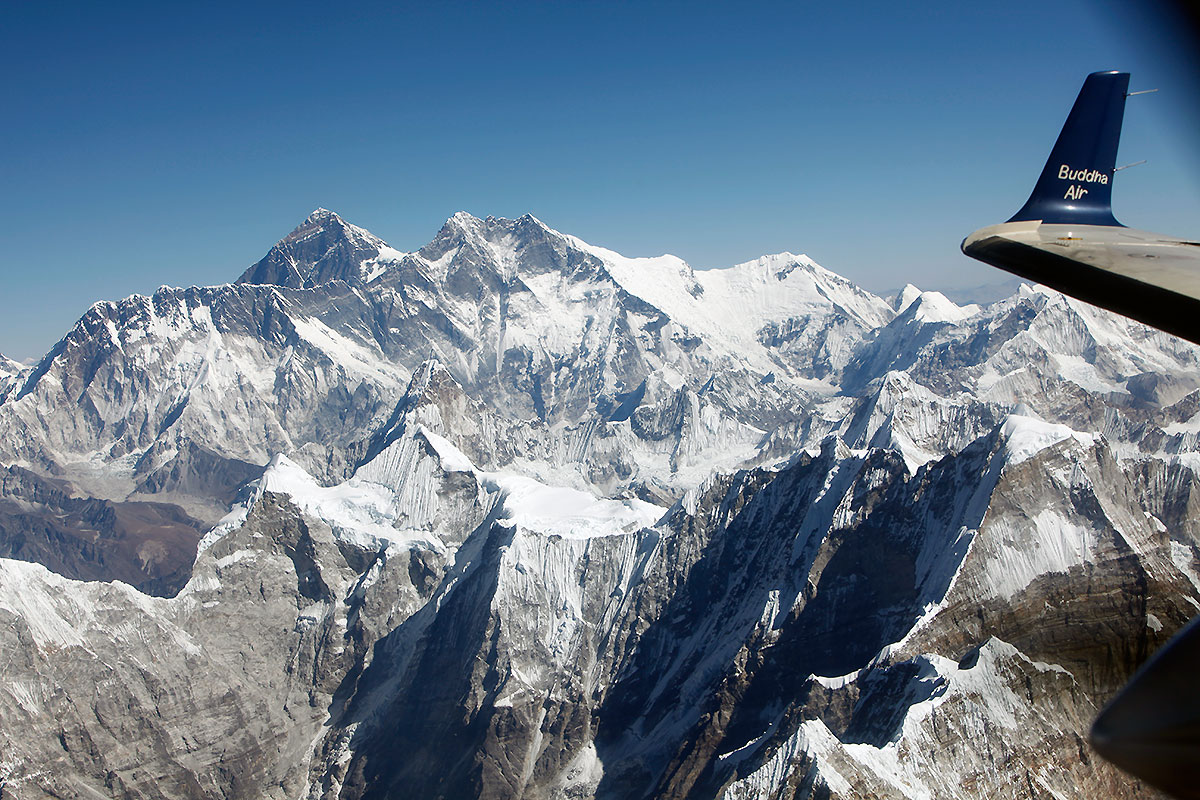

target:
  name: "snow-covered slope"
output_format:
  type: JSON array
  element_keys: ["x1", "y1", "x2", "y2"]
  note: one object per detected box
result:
[
  {"x1": 0, "y1": 354, "x2": 24, "y2": 379},
  {"x1": 2, "y1": 209, "x2": 1200, "y2": 799}
]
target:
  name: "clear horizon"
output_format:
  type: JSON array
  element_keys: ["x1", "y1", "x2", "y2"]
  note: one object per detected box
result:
[{"x1": 4, "y1": 0, "x2": 1199, "y2": 362}]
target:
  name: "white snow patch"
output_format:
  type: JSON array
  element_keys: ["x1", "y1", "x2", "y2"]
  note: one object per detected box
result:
[
  {"x1": 0, "y1": 558, "x2": 200, "y2": 657},
  {"x1": 258, "y1": 454, "x2": 413, "y2": 550},
  {"x1": 363, "y1": 245, "x2": 409, "y2": 283},
  {"x1": 419, "y1": 427, "x2": 475, "y2": 473},
  {"x1": 1049, "y1": 352, "x2": 1129, "y2": 395},
  {"x1": 288, "y1": 315, "x2": 400, "y2": 383},
  {"x1": 1163, "y1": 412, "x2": 1200, "y2": 436},
  {"x1": 906, "y1": 290, "x2": 976, "y2": 324},
  {"x1": 732, "y1": 633, "x2": 1093, "y2": 800},
  {"x1": 196, "y1": 503, "x2": 253, "y2": 554},
  {"x1": 975, "y1": 506, "x2": 1100, "y2": 602},
  {"x1": 1000, "y1": 414, "x2": 1096, "y2": 465},
  {"x1": 724, "y1": 718, "x2": 854, "y2": 799},
  {"x1": 894, "y1": 283, "x2": 923, "y2": 313},
  {"x1": 486, "y1": 473, "x2": 663, "y2": 538},
  {"x1": 0, "y1": 560, "x2": 88, "y2": 650},
  {"x1": 214, "y1": 549, "x2": 257, "y2": 570},
  {"x1": 810, "y1": 669, "x2": 863, "y2": 691},
  {"x1": 1170, "y1": 540, "x2": 1200, "y2": 591}
]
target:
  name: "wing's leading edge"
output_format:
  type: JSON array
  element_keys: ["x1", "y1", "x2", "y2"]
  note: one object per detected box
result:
[{"x1": 962, "y1": 71, "x2": 1200, "y2": 346}]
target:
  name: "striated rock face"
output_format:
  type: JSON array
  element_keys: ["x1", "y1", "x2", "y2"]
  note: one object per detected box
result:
[{"x1": 2, "y1": 210, "x2": 1199, "y2": 799}]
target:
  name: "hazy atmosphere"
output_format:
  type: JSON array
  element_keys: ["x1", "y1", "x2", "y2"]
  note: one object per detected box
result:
[{"x1": 3, "y1": 0, "x2": 1198, "y2": 361}]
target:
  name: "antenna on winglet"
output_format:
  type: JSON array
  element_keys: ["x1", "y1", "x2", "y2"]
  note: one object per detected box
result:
[
  {"x1": 1113, "y1": 88, "x2": 1154, "y2": 172},
  {"x1": 1008, "y1": 71, "x2": 1130, "y2": 227},
  {"x1": 1113, "y1": 90, "x2": 1153, "y2": 173}
]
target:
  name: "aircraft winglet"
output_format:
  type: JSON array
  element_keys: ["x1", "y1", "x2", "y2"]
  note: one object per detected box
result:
[
  {"x1": 1007, "y1": 70, "x2": 1130, "y2": 227},
  {"x1": 963, "y1": 71, "x2": 1200, "y2": 345}
]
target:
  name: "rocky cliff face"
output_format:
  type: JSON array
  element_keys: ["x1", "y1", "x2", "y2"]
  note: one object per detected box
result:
[{"x1": 0, "y1": 211, "x2": 1197, "y2": 799}]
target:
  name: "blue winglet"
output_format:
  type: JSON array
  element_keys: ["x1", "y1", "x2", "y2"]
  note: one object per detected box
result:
[{"x1": 1008, "y1": 71, "x2": 1130, "y2": 227}]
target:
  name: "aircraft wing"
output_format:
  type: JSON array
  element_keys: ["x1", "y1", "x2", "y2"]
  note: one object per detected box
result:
[
  {"x1": 962, "y1": 221, "x2": 1200, "y2": 344},
  {"x1": 1090, "y1": 615, "x2": 1200, "y2": 800},
  {"x1": 962, "y1": 70, "x2": 1200, "y2": 345}
]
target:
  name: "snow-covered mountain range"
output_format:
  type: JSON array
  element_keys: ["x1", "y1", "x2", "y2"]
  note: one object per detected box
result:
[{"x1": 1, "y1": 209, "x2": 1197, "y2": 799}]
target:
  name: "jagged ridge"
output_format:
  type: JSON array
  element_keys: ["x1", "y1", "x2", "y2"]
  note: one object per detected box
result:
[{"x1": 2, "y1": 209, "x2": 1200, "y2": 799}]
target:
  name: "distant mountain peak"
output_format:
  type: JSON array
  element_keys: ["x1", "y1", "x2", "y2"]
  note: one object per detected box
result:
[
  {"x1": 237, "y1": 209, "x2": 401, "y2": 289},
  {"x1": 286, "y1": 207, "x2": 356, "y2": 241},
  {"x1": 439, "y1": 210, "x2": 552, "y2": 239},
  {"x1": 0, "y1": 354, "x2": 25, "y2": 380},
  {"x1": 415, "y1": 212, "x2": 574, "y2": 285},
  {"x1": 895, "y1": 283, "x2": 924, "y2": 313},
  {"x1": 898, "y1": 289, "x2": 974, "y2": 325},
  {"x1": 446, "y1": 210, "x2": 481, "y2": 228}
]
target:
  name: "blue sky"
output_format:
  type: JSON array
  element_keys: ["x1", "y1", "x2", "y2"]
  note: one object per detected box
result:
[{"x1": 3, "y1": 0, "x2": 1198, "y2": 361}]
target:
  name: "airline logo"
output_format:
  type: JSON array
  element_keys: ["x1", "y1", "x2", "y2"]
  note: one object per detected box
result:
[
  {"x1": 1057, "y1": 164, "x2": 1109, "y2": 184},
  {"x1": 1058, "y1": 164, "x2": 1109, "y2": 202}
]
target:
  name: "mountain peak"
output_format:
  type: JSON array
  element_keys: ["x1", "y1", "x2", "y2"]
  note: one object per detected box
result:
[
  {"x1": 441, "y1": 211, "x2": 552, "y2": 237},
  {"x1": 237, "y1": 209, "x2": 393, "y2": 289},
  {"x1": 0, "y1": 353, "x2": 25, "y2": 379},
  {"x1": 894, "y1": 283, "x2": 923, "y2": 313},
  {"x1": 281, "y1": 208, "x2": 359, "y2": 245},
  {"x1": 515, "y1": 212, "x2": 547, "y2": 227},
  {"x1": 292, "y1": 207, "x2": 350, "y2": 232},
  {"x1": 447, "y1": 210, "x2": 482, "y2": 229},
  {"x1": 999, "y1": 413, "x2": 1097, "y2": 465},
  {"x1": 899, "y1": 289, "x2": 973, "y2": 325},
  {"x1": 417, "y1": 212, "x2": 567, "y2": 281}
]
